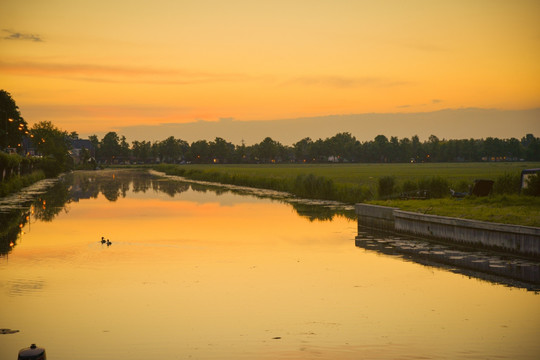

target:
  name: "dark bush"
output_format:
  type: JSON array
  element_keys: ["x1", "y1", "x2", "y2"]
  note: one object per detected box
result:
[
  {"x1": 293, "y1": 173, "x2": 335, "y2": 199},
  {"x1": 493, "y1": 172, "x2": 521, "y2": 195},
  {"x1": 401, "y1": 179, "x2": 417, "y2": 193},
  {"x1": 377, "y1": 176, "x2": 396, "y2": 198},
  {"x1": 0, "y1": 170, "x2": 45, "y2": 197},
  {"x1": 416, "y1": 176, "x2": 450, "y2": 198},
  {"x1": 0, "y1": 152, "x2": 22, "y2": 180},
  {"x1": 337, "y1": 184, "x2": 373, "y2": 203},
  {"x1": 37, "y1": 157, "x2": 63, "y2": 177},
  {"x1": 454, "y1": 180, "x2": 471, "y2": 193},
  {"x1": 428, "y1": 176, "x2": 450, "y2": 198}
]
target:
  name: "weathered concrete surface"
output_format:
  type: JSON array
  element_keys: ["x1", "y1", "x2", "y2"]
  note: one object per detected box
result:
[
  {"x1": 355, "y1": 203, "x2": 540, "y2": 258},
  {"x1": 355, "y1": 203, "x2": 397, "y2": 229}
]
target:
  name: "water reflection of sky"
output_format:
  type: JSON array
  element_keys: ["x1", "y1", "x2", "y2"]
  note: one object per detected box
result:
[{"x1": 0, "y1": 169, "x2": 539, "y2": 360}]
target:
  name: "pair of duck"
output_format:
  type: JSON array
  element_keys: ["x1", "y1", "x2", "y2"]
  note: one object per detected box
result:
[{"x1": 100, "y1": 236, "x2": 112, "y2": 246}]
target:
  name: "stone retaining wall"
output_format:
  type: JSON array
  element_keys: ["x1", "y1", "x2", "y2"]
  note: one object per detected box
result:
[{"x1": 356, "y1": 204, "x2": 540, "y2": 258}]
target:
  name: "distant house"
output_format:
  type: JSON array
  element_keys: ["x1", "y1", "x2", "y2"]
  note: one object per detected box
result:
[
  {"x1": 21, "y1": 137, "x2": 34, "y2": 156},
  {"x1": 70, "y1": 138, "x2": 95, "y2": 164}
]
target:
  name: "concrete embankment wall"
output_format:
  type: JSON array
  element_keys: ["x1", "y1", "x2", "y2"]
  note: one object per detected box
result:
[
  {"x1": 356, "y1": 204, "x2": 540, "y2": 258},
  {"x1": 354, "y1": 203, "x2": 397, "y2": 229}
]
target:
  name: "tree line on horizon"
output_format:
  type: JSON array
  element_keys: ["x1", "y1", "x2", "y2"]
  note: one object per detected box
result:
[
  {"x1": 2, "y1": 89, "x2": 540, "y2": 168},
  {"x1": 86, "y1": 131, "x2": 540, "y2": 165}
]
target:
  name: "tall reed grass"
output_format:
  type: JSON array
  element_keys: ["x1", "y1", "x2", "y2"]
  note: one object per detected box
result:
[
  {"x1": 153, "y1": 164, "x2": 373, "y2": 203},
  {"x1": 152, "y1": 163, "x2": 540, "y2": 203}
]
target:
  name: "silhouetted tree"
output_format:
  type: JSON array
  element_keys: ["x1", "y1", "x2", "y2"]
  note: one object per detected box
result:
[
  {"x1": 326, "y1": 132, "x2": 358, "y2": 162},
  {"x1": 0, "y1": 90, "x2": 29, "y2": 151},
  {"x1": 190, "y1": 140, "x2": 210, "y2": 163},
  {"x1": 120, "y1": 135, "x2": 131, "y2": 160},
  {"x1": 100, "y1": 132, "x2": 122, "y2": 163},
  {"x1": 209, "y1": 137, "x2": 235, "y2": 163},
  {"x1": 30, "y1": 121, "x2": 72, "y2": 175},
  {"x1": 293, "y1": 137, "x2": 313, "y2": 162},
  {"x1": 132, "y1": 140, "x2": 152, "y2": 163}
]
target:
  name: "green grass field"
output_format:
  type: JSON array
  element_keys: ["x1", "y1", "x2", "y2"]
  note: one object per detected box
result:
[
  {"x1": 174, "y1": 162, "x2": 539, "y2": 189},
  {"x1": 152, "y1": 162, "x2": 540, "y2": 226}
]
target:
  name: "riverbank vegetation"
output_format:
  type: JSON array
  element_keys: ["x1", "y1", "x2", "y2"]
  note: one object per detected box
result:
[
  {"x1": 152, "y1": 162, "x2": 540, "y2": 226},
  {"x1": 370, "y1": 196, "x2": 540, "y2": 227},
  {"x1": 0, "y1": 122, "x2": 73, "y2": 198},
  {"x1": 153, "y1": 162, "x2": 538, "y2": 196},
  {"x1": 1, "y1": 91, "x2": 74, "y2": 197},
  {"x1": 0, "y1": 169, "x2": 46, "y2": 197},
  {"x1": 0, "y1": 152, "x2": 48, "y2": 197}
]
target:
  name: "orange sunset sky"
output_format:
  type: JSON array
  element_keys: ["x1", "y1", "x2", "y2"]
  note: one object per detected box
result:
[{"x1": 1, "y1": 0, "x2": 539, "y2": 144}]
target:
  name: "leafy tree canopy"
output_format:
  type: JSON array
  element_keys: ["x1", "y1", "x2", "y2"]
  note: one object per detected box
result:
[{"x1": 0, "y1": 90, "x2": 29, "y2": 150}]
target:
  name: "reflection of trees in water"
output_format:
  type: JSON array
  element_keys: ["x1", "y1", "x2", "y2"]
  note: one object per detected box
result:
[
  {"x1": 70, "y1": 170, "x2": 191, "y2": 201},
  {"x1": 1, "y1": 170, "x2": 195, "y2": 255},
  {"x1": 0, "y1": 210, "x2": 29, "y2": 256},
  {"x1": 156, "y1": 180, "x2": 189, "y2": 197},
  {"x1": 1, "y1": 177, "x2": 73, "y2": 256},
  {"x1": 190, "y1": 184, "x2": 209, "y2": 194},
  {"x1": 1, "y1": 169, "x2": 352, "y2": 255},
  {"x1": 100, "y1": 179, "x2": 122, "y2": 201},
  {"x1": 132, "y1": 175, "x2": 153, "y2": 193},
  {"x1": 189, "y1": 181, "x2": 355, "y2": 222},
  {"x1": 32, "y1": 179, "x2": 72, "y2": 222},
  {"x1": 290, "y1": 202, "x2": 355, "y2": 222},
  {"x1": 0, "y1": 182, "x2": 71, "y2": 256}
]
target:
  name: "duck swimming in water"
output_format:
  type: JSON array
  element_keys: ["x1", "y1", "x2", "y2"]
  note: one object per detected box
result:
[
  {"x1": 100, "y1": 236, "x2": 106, "y2": 244},
  {"x1": 106, "y1": 239, "x2": 112, "y2": 246}
]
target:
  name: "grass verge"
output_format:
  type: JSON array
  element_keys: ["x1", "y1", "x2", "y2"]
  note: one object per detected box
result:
[
  {"x1": 0, "y1": 170, "x2": 47, "y2": 197},
  {"x1": 369, "y1": 196, "x2": 540, "y2": 227}
]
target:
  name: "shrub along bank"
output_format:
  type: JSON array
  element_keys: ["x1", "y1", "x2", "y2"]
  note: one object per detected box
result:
[
  {"x1": 0, "y1": 170, "x2": 46, "y2": 197},
  {"x1": 0, "y1": 152, "x2": 66, "y2": 197}
]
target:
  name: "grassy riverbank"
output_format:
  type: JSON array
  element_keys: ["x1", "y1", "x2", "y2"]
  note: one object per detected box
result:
[
  {"x1": 152, "y1": 162, "x2": 540, "y2": 227},
  {"x1": 153, "y1": 163, "x2": 373, "y2": 203},
  {"x1": 0, "y1": 170, "x2": 46, "y2": 197},
  {"x1": 370, "y1": 196, "x2": 540, "y2": 227}
]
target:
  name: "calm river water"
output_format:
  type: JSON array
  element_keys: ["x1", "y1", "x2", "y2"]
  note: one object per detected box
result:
[{"x1": 0, "y1": 169, "x2": 539, "y2": 359}]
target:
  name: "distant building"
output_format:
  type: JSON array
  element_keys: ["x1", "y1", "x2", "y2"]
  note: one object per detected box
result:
[{"x1": 69, "y1": 138, "x2": 95, "y2": 164}]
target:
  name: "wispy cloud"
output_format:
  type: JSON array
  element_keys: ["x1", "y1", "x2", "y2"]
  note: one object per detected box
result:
[
  {"x1": 0, "y1": 60, "x2": 249, "y2": 85},
  {"x1": 286, "y1": 76, "x2": 409, "y2": 89},
  {"x1": 3, "y1": 29, "x2": 44, "y2": 42}
]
